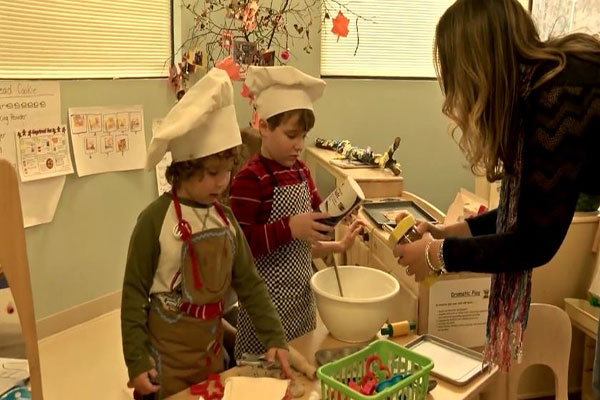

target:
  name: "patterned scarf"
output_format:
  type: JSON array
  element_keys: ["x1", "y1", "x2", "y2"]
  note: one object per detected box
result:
[{"x1": 483, "y1": 65, "x2": 535, "y2": 372}]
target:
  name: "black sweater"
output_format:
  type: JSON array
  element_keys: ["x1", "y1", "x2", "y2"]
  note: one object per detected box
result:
[{"x1": 444, "y1": 55, "x2": 600, "y2": 273}]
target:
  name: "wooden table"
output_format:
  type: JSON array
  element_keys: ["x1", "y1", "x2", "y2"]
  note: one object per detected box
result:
[{"x1": 167, "y1": 317, "x2": 502, "y2": 400}]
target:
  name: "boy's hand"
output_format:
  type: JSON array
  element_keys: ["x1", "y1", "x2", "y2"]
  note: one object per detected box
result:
[
  {"x1": 128, "y1": 369, "x2": 160, "y2": 395},
  {"x1": 339, "y1": 219, "x2": 365, "y2": 251},
  {"x1": 266, "y1": 347, "x2": 294, "y2": 380},
  {"x1": 289, "y1": 212, "x2": 334, "y2": 243}
]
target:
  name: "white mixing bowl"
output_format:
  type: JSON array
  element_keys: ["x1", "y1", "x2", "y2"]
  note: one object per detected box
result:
[{"x1": 310, "y1": 266, "x2": 400, "y2": 343}]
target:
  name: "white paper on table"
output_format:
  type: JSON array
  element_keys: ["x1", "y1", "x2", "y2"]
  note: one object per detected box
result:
[
  {"x1": 0, "y1": 81, "x2": 65, "y2": 227},
  {"x1": 222, "y1": 377, "x2": 289, "y2": 400},
  {"x1": 152, "y1": 118, "x2": 172, "y2": 196},
  {"x1": 15, "y1": 124, "x2": 74, "y2": 182},
  {"x1": 68, "y1": 105, "x2": 147, "y2": 177},
  {"x1": 428, "y1": 277, "x2": 491, "y2": 348}
]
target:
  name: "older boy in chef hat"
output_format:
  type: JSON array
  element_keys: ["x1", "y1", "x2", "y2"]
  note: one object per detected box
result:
[{"x1": 230, "y1": 66, "x2": 363, "y2": 360}]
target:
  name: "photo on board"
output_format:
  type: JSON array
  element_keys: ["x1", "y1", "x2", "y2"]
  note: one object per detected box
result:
[
  {"x1": 70, "y1": 114, "x2": 87, "y2": 134},
  {"x1": 88, "y1": 114, "x2": 102, "y2": 133},
  {"x1": 116, "y1": 113, "x2": 129, "y2": 131},
  {"x1": 116, "y1": 135, "x2": 129, "y2": 153},
  {"x1": 100, "y1": 135, "x2": 114, "y2": 153},
  {"x1": 104, "y1": 114, "x2": 117, "y2": 133},
  {"x1": 129, "y1": 112, "x2": 142, "y2": 132},
  {"x1": 85, "y1": 137, "x2": 97, "y2": 154}
]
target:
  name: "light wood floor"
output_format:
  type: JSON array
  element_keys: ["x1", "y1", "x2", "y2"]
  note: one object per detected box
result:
[{"x1": 38, "y1": 310, "x2": 132, "y2": 400}]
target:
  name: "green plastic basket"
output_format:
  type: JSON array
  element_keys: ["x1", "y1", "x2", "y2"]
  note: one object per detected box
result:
[{"x1": 316, "y1": 339, "x2": 433, "y2": 400}]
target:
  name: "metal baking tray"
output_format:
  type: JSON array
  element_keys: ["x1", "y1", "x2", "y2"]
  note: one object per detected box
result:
[
  {"x1": 404, "y1": 335, "x2": 489, "y2": 386},
  {"x1": 362, "y1": 200, "x2": 436, "y2": 227}
]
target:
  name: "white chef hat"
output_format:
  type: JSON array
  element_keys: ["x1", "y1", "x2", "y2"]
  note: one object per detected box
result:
[
  {"x1": 245, "y1": 66, "x2": 326, "y2": 120},
  {"x1": 146, "y1": 68, "x2": 242, "y2": 169}
]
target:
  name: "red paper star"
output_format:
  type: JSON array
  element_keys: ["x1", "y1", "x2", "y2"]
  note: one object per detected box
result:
[
  {"x1": 216, "y1": 56, "x2": 241, "y2": 81},
  {"x1": 331, "y1": 11, "x2": 349, "y2": 40}
]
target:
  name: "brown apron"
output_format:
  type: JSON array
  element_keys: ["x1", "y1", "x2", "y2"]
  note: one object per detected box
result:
[{"x1": 148, "y1": 203, "x2": 234, "y2": 399}]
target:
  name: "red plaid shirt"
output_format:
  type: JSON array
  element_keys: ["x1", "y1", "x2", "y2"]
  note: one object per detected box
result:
[{"x1": 230, "y1": 154, "x2": 321, "y2": 259}]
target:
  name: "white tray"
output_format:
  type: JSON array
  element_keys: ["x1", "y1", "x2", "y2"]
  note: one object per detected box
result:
[{"x1": 404, "y1": 334, "x2": 489, "y2": 386}]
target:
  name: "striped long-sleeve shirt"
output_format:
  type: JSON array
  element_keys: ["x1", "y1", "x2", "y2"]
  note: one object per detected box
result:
[{"x1": 230, "y1": 154, "x2": 321, "y2": 259}]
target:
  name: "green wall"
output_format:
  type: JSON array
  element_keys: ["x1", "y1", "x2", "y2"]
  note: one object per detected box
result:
[
  {"x1": 25, "y1": 4, "x2": 472, "y2": 319},
  {"x1": 25, "y1": 79, "x2": 174, "y2": 319}
]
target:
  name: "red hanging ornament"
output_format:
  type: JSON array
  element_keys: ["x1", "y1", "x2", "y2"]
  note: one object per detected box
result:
[
  {"x1": 280, "y1": 49, "x2": 290, "y2": 62},
  {"x1": 331, "y1": 11, "x2": 349, "y2": 41},
  {"x1": 216, "y1": 56, "x2": 241, "y2": 81}
]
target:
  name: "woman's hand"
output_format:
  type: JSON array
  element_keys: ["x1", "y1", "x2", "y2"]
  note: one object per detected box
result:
[
  {"x1": 393, "y1": 234, "x2": 443, "y2": 282},
  {"x1": 416, "y1": 220, "x2": 446, "y2": 239},
  {"x1": 394, "y1": 210, "x2": 446, "y2": 240}
]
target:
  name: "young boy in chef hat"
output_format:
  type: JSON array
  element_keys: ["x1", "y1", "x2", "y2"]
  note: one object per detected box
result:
[
  {"x1": 230, "y1": 66, "x2": 363, "y2": 360},
  {"x1": 121, "y1": 68, "x2": 292, "y2": 400}
]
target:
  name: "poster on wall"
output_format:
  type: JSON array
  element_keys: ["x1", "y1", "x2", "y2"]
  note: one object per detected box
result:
[
  {"x1": 532, "y1": 0, "x2": 600, "y2": 41},
  {"x1": 68, "y1": 105, "x2": 147, "y2": 177},
  {"x1": 15, "y1": 124, "x2": 74, "y2": 182},
  {"x1": 428, "y1": 277, "x2": 491, "y2": 348},
  {"x1": 0, "y1": 81, "x2": 65, "y2": 227},
  {"x1": 152, "y1": 119, "x2": 172, "y2": 196}
]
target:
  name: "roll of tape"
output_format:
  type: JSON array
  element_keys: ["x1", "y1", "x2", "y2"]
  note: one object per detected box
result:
[
  {"x1": 387, "y1": 224, "x2": 405, "y2": 246},
  {"x1": 387, "y1": 215, "x2": 416, "y2": 246}
]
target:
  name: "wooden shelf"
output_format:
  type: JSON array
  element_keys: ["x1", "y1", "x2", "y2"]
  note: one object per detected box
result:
[{"x1": 304, "y1": 146, "x2": 404, "y2": 198}]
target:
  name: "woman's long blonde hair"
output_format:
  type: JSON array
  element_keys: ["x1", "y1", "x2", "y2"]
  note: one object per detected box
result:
[{"x1": 434, "y1": 0, "x2": 600, "y2": 181}]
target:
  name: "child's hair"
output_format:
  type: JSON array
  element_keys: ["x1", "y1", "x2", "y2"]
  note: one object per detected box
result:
[
  {"x1": 166, "y1": 146, "x2": 242, "y2": 187},
  {"x1": 266, "y1": 109, "x2": 315, "y2": 132},
  {"x1": 434, "y1": 0, "x2": 600, "y2": 181}
]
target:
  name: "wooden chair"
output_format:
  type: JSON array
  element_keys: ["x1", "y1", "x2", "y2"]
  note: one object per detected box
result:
[
  {"x1": 0, "y1": 160, "x2": 43, "y2": 399},
  {"x1": 507, "y1": 303, "x2": 571, "y2": 400}
]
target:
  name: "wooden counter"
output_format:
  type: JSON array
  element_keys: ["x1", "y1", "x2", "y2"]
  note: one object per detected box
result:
[
  {"x1": 166, "y1": 316, "x2": 501, "y2": 400},
  {"x1": 337, "y1": 198, "x2": 488, "y2": 336},
  {"x1": 304, "y1": 146, "x2": 404, "y2": 198}
]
